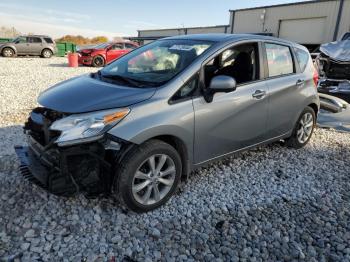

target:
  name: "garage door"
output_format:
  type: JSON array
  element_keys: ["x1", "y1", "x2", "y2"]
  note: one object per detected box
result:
[{"x1": 279, "y1": 17, "x2": 326, "y2": 44}]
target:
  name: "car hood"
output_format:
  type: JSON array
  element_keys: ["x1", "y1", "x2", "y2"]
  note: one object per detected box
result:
[
  {"x1": 38, "y1": 74, "x2": 156, "y2": 113},
  {"x1": 320, "y1": 40, "x2": 350, "y2": 62}
]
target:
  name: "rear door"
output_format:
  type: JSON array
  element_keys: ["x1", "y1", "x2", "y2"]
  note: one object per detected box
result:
[
  {"x1": 106, "y1": 43, "x2": 124, "y2": 63},
  {"x1": 27, "y1": 37, "x2": 43, "y2": 55},
  {"x1": 263, "y1": 42, "x2": 305, "y2": 138}
]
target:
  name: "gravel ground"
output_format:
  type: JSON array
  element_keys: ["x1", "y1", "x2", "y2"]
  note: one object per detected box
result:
[{"x1": 0, "y1": 57, "x2": 350, "y2": 261}]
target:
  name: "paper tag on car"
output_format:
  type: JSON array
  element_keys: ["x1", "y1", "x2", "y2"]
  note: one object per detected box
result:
[{"x1": 169, "y1": 45, "x2": 194, "y2": 51}]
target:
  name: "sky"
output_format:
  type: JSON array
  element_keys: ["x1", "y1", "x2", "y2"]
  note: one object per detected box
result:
[{"x1": 0, "y1": 0, "x2": 309, "y2": 39}]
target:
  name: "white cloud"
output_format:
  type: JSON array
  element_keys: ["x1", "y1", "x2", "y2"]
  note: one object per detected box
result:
[{"x1": 0, "y1": 12, "x2": 122, "y2": 39}]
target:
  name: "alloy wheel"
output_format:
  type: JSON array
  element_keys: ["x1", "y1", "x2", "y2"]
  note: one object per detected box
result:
[
  {"x1": 297, "y1": 112, "x2": 314, "y2": 144},
  {"x1": 132, "y1": 154, "x2": 176, "y2": 206},
  {"x1": 3, "y1": 49, "x2": 13, "y2": 57},
  {"x1": 43, "y1": 50, "x2": 51, "y2": 58},
  {"x1": 93, "y1": 57, "x2": 104, "y2": 67}
]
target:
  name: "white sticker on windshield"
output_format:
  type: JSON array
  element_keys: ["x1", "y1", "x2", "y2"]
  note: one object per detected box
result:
[{"x1": 169, "y1": 45, "x2": 194, "y2": 51}]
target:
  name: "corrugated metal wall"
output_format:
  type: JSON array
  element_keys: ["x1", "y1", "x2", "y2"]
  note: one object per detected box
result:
[
  {"x1": 138, "y1": 26, "x2": 228, "y2": 38},
  {"x1": 230, "y1": 0, "x2": 350, "y2": 44},
  {"x1": 338, "y1": 0, "x2": 350, "y2": 39}
]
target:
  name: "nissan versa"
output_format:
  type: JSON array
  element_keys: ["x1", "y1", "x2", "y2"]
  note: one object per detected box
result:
[{"x1": 15, "y1": 34, "x2": 319, "y2": 212}]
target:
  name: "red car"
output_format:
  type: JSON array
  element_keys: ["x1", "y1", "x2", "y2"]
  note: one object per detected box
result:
[{"x1": 78, "y1": 41, "x2": 139, "y2": 67}]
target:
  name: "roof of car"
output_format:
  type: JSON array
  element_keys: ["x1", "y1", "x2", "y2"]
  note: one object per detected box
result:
[
  {"x1": 163, "y1": 33, "x2": 303, "y2": 48},
  {"x1": 20, "y1": 35, "x2": 52, "y2": 38}
]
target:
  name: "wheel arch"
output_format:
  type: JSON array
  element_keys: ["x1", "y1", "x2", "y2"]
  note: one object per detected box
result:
[
  {"x1": 307, "y1": 103, "x2": 319, "y2": 118},
  {"x1": 1, "y1": 46, "x2": 16, "y2": 55},
  {"x1": 144, "y1": 135, "x2": 191, "y2": 181}
]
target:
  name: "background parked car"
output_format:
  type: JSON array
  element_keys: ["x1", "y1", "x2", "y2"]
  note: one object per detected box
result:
[
  {"x1": 78, "y1": 41, "x2": 139, "y2": 67},
  {"x1": 0, "y1": 35, "x2": 56, "y2": 58}
]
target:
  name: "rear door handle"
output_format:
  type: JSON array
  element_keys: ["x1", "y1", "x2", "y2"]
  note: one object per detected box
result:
[
  {"x1": 252, "y1": 90, "x2": 266, "y2": 99},
  {"x1": 296, "y1": 79, "x2": 305, "y2": 87}
]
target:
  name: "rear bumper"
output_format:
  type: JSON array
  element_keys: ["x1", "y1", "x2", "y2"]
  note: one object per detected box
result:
[{"x1": 14, "y1": 136, "x2": 113, "y2": 197}]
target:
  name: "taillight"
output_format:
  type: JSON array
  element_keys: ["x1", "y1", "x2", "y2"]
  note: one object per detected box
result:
[{"x1": 313, "y1": 67, "x2": 319, "y2": 88}]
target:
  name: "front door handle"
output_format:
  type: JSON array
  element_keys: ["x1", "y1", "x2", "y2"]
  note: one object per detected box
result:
[
  {"x1": 252, "y1": 90, "x2": 266, "y2": 99},
  {"x1": 296, "y1": 79, "x2": 305, "y2": 87}
]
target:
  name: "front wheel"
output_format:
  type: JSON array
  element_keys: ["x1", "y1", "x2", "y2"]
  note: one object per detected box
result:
[
  {"x1": 2, "y1": 47, "x2": 14, "y2": 57},
  {"x1": 92, "y1": 55, "x2": 105, "y2": 67},
  {"x1": 285, "y1": 106, "x2": 316, "y2": 148},
  {"x1": 115, "y1": 140, "x2": 182, "y2": 213}
]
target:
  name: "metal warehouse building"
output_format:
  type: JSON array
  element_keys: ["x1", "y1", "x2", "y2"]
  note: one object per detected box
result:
[
  {"x1": 229, "y1": 0, "x2": 350, "y2": 48},
  {"x1": 135, "y1": 0, "x2": 350, "y2": 48},
  {"x1": 133, "y1": 25, "x2": 229, "y2": 44}
]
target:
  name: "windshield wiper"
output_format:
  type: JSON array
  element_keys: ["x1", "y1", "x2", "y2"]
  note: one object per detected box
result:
[{"x1": 100, "y1": 73, "x2": 155, "y2": 88}]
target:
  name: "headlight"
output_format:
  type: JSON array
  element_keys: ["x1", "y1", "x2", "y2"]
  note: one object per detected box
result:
[{"x1": 50, "y1": 108, "x2": 130, "y2": 146}]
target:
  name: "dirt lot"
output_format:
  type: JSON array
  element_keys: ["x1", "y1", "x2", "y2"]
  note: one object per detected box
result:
[{"x1": 0, "y1": 57, "x2": 349, "y2": 261}]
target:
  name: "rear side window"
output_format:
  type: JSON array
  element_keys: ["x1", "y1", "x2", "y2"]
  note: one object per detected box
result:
[
  {"x1": 295, "y1": 48, "x2": 309, "y2": 72},
  {"x1": 27, "y1": 37, "x2": 42, "y2": 43},
  {"x1": 44, "y1": 38, "x2": 54, "y2": 44},
  {"x1": 265, "y1": 43, "x2": 294, "y2": 77}
]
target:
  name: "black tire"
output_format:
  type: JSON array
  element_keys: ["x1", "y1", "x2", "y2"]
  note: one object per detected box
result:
[
  {"x1": 2, "y1": 47, "x2": 14, "y2": 57},
  {"x1": 41, "y1": 49, "x2": 52, "y2": 58},
  {"x1": 115, "y1": 140, "x2": 182, "y2": 213},
  {"x1": 92, "y1": 55, "x2": 105, "y2": 67},
  {"x1": 285, "y1": 106, "x2": 316, "y2": 149}
]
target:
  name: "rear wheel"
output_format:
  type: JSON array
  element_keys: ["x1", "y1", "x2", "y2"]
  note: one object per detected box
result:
[
  {"x1": 285, "y1": 106, "x2": 316, "y2": 148},
  {"x1": 115, "y1": 140, "x2": 182, "y2": 213},
  {"x1": 41, "y1": 49, "x2": 52, "y2": 58},
  {"x1": 2, "y1": 47, "x2": 14, "y2": 57},
  {"x1": 92, "y1": 55, "x2": 105, "y2": 67}
]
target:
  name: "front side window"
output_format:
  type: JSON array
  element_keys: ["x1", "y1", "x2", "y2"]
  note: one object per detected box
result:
[
  {"x1": 125, "y1": 43, "x2": 137, "y2": 49},
  {"x1": 204, "y1": 42, "x2": 259, "y2": 86},
  {"x1": 101, "y1": 39, "x2": 213, "y2": 87},
  {"x1": 295, "y1": 48, "x2": 310, "y2": 72},
  {"x1": 111, "y1": 43, "x2": 123, "y2": 50},
  {"x1": 265, "y1": 43, "x2": 294, "y2": 77},
  {"x1": 12, "y1": 37, "x2": 26, "y2": 43}
]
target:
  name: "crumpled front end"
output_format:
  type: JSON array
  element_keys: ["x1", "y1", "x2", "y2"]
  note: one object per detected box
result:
[
  {"x1": 316, "y1": 40, "x2": 350, "y2": 103},
  {"x1": 15, "y1": 107, "x2": 118, "y2": 197}
]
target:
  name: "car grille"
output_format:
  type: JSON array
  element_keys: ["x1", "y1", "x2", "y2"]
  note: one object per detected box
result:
[{"x1": 24, "y1": 107, "x2": 64, "y2": 146}]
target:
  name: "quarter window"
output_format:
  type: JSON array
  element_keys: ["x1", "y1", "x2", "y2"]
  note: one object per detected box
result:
[
  {"x1": 171, "y1": 74, "x2": 198, "y2": 102},
  {"x1": 295, "y1": 48, "x2": 309, "y2": 72},
  {"x1": 265, "y1": 43, "x2": 294, "y2": 77},
  {"x1": 44, "y1": 38, "x2": 54, "y2": 44}
]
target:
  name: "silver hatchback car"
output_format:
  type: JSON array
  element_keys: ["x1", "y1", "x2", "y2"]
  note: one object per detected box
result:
[{"x1": 16, "y1": 34, "x2": 319, "y2": 212}]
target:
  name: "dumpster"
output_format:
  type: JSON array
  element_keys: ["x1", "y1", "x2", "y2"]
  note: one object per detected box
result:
[
  {"x1": 0, "y1": 38, "x2": 12, "y2": 43},
  {"x1": 56, "y1": 42, "x2": 77, "y2": 57}
]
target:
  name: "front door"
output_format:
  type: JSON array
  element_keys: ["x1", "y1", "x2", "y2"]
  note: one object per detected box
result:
[
  {"x1": 13, "y1": 37, "x2": 27, "y2": 54},
  {"x1": 193, "y1": 41, "x2": 269, "y2": 164},
  {"x1": 106, "y1": 43, "x2": 124, "y2": 63}
]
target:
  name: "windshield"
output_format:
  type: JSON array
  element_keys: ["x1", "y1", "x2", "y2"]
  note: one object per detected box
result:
[
  {"x1": 100, "y1": 39, "x2": 213, "y2": 87},
  {"x1": 94, "y1": 43, "x2": 110, "y2": 49}
]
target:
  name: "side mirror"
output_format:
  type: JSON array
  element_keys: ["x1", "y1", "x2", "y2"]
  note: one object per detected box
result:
[
  {"x1": 209, "y1": 75, "x2": 237, "y2": 93},
  {"x1": 15, "y1": 41, "x2": 20, "y2": 44}
]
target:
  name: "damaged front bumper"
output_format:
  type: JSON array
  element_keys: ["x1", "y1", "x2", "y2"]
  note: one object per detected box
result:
[{"x1": 14, "y1": 134, "x2": 119, "y2": 197}]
